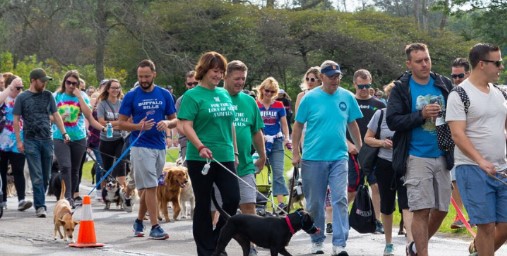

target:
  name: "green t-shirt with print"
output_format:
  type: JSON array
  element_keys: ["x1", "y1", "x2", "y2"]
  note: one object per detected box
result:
[
  {"x1": 178, "y1": 86, "x2": 235, "y2": 162},
  {"x1": 230, "y1": 92, "x2": 264, "y2": 177}
]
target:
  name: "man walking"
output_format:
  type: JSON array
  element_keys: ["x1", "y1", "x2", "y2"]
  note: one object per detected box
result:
[
  {"x1": 448, "y1": 57, "x2": 470, "y2": 229},
  {"x1": 175, "y1": 71, "x2": 197, "y2": 164},
  {"x1": 292, "y1": 60, "x2": 363, "y2": 256},
  {"x1": 346, "y1": 69, "x2": 386, "y2": 234},
  {"x1": 386, "y1": 43, "x2": 453, "y2": 256},
  {"x1": 13, "y1": 68, "x2": 69, "y2": 218},
  {"x1": 118, "y1": 59, "x2": 177, "y2": 239},
  {"x1": 447, "y1": 43, "x2": 507, "y2": 256}
]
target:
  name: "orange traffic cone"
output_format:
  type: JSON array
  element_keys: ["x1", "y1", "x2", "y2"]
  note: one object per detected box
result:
[{"x1": 69, "y1": 195, "x2": 105, "y2": 248}]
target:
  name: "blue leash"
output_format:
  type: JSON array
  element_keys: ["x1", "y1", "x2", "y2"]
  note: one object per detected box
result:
[{"x1": 87, "y1": 130, "x2": 145, "y2": 195}]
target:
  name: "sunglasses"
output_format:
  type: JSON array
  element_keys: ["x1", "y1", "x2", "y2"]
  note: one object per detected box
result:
[
  {"x1": 357, "y1": 84, "x2": 371, "y2": 90},
  {"x1": 65, "y1": 80, "x2": 79, "y2": 86},
  {"x1": 481, "y1": 59, "x2": 504, "y2": 68},
  {"x1": 451, "y1": 73, "x2": 465, "y2": 79},
  {"x1": 305, "y1": 77, "x2": 317, "y2": 82},
  {"x1": 15, "y1": 87, "x2": 23, "y2": 91},
  {"x1": 186, "y1": 82, "x2": 198, "y2": 86},
  {"x1": 264, "y1": 89, "x2": 277, "y2": 94}
]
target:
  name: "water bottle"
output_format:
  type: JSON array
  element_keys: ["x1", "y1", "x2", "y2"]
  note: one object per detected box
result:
[
  {"x1": 106, "y1": 122, "x2": 113, "y2": 138},
  {"x1": 252, "y1": 153, "x2": 260, "y2": 173}
]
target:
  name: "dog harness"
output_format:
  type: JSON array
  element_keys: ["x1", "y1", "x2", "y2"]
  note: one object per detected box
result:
[{"x1": 285, "y1": 216, "x2": 295, "y2": 234}]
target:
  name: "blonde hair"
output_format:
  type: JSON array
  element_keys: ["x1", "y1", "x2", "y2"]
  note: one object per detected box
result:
[
  {"x1": 255, "y1": 77, "x2": 279, "y2": 101},
  {"x1": 300, "y1": 66, "x2": 320, "y2": 91},
  {"x1": 384, "y1": 81, "x2": 395, "y2": 98}
]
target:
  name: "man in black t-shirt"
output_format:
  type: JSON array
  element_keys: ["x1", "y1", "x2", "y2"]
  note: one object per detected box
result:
[{"x1": 345, "y1": 69, "x2": 386, "y2": 234}]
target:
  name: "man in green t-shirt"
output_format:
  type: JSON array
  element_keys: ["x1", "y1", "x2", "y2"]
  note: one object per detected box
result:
[
  {"x1": 216, "y1": 60, "x2": 266, "y2": 255},
  {"x1": 225, "y1": 60, "x2": 266, "y2": 212}
]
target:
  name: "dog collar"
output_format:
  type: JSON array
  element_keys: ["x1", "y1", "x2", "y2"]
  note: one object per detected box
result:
[{"x1": 285, "y1": 215, "x2": 295, "y2": 234}]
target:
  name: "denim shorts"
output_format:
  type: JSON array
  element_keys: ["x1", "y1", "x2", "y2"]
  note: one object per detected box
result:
[
  {"x1": 456, "y1": 165, "x2": 507, "y2": 224},
  {"x1": 404, "y1": 155, "x2": 451, "y2": 211}
]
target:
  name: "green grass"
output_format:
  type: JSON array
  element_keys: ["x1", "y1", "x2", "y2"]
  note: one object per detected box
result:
[{"x1": 81, "y1": 148, "x2": 474, "y2": 237}]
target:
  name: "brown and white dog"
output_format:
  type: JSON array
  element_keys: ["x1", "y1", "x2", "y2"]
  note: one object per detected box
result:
[
  {"x1": 179, "y1": 177, "x2": 195, "y2": 220},
  {"x1": 157, "y1": 166, "x2": 189, "y2": 222},
  {"x1": 53, "y1": 181, "x2": 79, "y2": 242}
]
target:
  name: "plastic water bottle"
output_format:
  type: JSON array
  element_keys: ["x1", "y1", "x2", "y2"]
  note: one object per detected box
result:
[
  {"x1": 252, "y1": 153, "x2": 260, "y2": 173},
  {"x1": 106, "y1": 122, "x2": 113, "y2": 138}
]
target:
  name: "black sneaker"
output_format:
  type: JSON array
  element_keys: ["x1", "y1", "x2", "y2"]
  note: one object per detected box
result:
[
  {"x1": 73, "y1": 196, "x2": 83, "y2": 207},
  {"x1": 326, "y1": 223, "x2": 333, "y2": 234},
  {"x1": 406, "y1": 241, "x2": 417, "y2": 256},
  {"x1": 375, "y1": 220, "x2": 385, "y2": 234}
]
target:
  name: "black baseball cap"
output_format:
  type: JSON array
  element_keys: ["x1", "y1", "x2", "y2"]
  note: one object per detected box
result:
[{"x1": 29, "y1": 68, "x2": 52, "y2": 82}]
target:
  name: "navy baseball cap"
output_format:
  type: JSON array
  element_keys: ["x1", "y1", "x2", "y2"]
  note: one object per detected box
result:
[{"x1": 320, "y1": 61, "x2": 342, "y2": 77}]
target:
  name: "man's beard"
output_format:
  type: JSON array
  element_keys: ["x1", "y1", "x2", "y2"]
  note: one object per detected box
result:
[{"x1": 140, "y1": 81, "x2": 153, "y2": 90}]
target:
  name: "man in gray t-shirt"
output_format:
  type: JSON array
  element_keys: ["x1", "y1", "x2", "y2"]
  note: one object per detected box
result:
[
  {"x1": 175, "y1": 70, "x2": 197, "y2": 164},
  {"x1": 13, "y1": 68, "x2": 69, "y2": 218}
]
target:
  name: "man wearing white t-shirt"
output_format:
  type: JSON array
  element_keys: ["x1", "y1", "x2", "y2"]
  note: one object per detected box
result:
[{"x1": 446, "y1": 43, "x2": 507, "y2": 256}]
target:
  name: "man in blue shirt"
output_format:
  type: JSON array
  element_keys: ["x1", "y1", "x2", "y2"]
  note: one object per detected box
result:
[
  {"x1": 292, "y1": 60, "x2": 363, "y2": 256},
  {"x1": 118, "y1": 59, "x2": 177, "y2": 240},
  {"x1": 386, "y1": 43, "x2": 453, "y2": 256}
]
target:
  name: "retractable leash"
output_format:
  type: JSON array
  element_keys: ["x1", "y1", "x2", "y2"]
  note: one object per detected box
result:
[
  {"x1": 87, "y1": 122, "x2": 146, "y2": 196},
  {"x1": 450, "y1": 196, "x2": 476, "y2": 238},
  {"x1": 210, "y1": 157, "x2": 288, "y2": 215}
]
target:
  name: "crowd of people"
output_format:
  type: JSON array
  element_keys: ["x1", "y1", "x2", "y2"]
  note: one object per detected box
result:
[{"x1": 0, "y1": 42, "x2": 506, "y2": 256}]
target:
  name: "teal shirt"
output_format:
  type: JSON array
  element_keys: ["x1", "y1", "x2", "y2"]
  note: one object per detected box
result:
[
  {"x1": 296, "y1": 87, "x2": 363, "y2": 161},
  {"x1": 230, "y1": 92, "x2": 264, "y2": 176},
  {"x1": 178, "y1": 86, "x2": 235, "y2": 162}
]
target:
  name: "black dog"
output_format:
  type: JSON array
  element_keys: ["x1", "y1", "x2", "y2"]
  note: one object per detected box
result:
[
  {"x1": 47, "y1": 159, "x2": 62, "y2": 200},
  {"x1": 211, "y1": 191, "x2": 319, "y2": 256},
  {"x1": 102, "y1": 176, "x2": 122, "y2": 210}
]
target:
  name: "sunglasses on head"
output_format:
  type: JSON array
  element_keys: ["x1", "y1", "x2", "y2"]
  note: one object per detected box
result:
[
  {"x1": 481, "y1": 59, "x2": 504, "y2": 68},
  {"x1": 357, "y1": 84, "x2": 371, "y2": 90},
  {"x1": 305, "y1": 77, "x2": 317, "y2": 82},
  {"x1": 186, "y1": 82, "x2": 198, "y2": 86},
  {"x1": 451, "y1": 73, "x2": 465, "y2": 79},
  {"x1": 264, "y1": 89, "x2": 276, "y2": 94},
  {"x1": 65, "y1": 80, "x2": 78, "y2": 86}
]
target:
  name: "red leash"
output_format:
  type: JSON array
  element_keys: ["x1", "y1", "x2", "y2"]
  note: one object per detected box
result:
[{"x1": 450, "y1": 196, "x2": 476, "y2": 238}]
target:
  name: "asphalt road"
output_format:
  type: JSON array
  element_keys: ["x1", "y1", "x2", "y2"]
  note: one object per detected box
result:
[{"x1": 1, "y1": 182, "x2": 505, "y2": 256}]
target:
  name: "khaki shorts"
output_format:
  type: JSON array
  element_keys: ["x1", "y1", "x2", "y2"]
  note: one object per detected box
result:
[{"x1": 404, "y1": 155, "x2": 451, "y2": 211}]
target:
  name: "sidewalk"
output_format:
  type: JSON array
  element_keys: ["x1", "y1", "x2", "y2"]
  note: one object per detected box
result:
[{"x1": 0, "y1": 182, "x2": 504, "y2": 256}]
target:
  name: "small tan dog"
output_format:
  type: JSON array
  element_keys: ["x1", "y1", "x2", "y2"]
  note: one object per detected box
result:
[
  {"x1": 53, "y1": 181, "x2": 79, "y2": 242},
  {"x1": 179, "y1": 173, "x2": 195, "y2": 219},
  {"x1": 157, "y1": 166, "x2": 189, "y2": 222}
]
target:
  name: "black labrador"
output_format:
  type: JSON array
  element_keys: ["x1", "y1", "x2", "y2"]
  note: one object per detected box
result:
[{"x1": 211, "y1": 191, "x2": 319, "y2": 256}]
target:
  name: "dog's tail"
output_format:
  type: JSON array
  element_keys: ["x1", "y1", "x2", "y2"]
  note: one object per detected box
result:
[
  {"x1": 211, "y1": 189, "x2": 230, "y2": 219},
  {"x1": 60, "y1": 180, "x2": 66, "y2": 201}
]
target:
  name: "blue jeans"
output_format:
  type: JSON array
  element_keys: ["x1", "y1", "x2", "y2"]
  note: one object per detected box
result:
[
  {"x1": 24, "y1": 139, "x2": 54, "y2": 210},
  {"x1": 267, "y1": 139, "x2": 288, "y2": 196},
  {"x1": 90, "y1": 146, "x2": 103, "y2": 189},
  {"x1": 301, "y1": 159, "x2": 349, "y2": 247}
]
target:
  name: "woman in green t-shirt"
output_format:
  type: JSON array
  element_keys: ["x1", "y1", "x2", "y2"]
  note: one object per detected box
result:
[{"x1": 178, "y1": 51, "x2": 239, "y2": 256}]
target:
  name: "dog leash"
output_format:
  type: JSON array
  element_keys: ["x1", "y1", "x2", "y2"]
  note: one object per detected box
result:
[
  {"x1": 87, "y1": 123, "x2": 146, "y2": 196},
  {"x1": 211, "y1": 157, "x2": 288, "y2": 215}
]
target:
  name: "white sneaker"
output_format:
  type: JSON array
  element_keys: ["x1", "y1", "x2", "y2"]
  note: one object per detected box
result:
[
  {"x1": 332, "y1": 245, "x2": 348, "y2": 256},
  {"x1": 95, "y1": 189, "x2": 103, "y2": 202},
  {"x1": 36, "y1": 207, "x2": 46, "y2": 218},
  {"x1": 311, "y1": 242, "x2": 324, "y2": 254}
]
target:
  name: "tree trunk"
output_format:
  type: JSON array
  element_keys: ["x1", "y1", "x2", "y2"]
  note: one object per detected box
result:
[
  {"x1": 95, "y1": 0, "x2": 107, "y2": 82},
  {"x1": 413, "y1": 0, "x2": 420, "y2": 29},
  {"x1": 421, "y1": 0, "x2": 428, "y2": 31},
  {"x1": 266, "y1": 0, "x2": 275, "y2": 8},
  {"x1": 439, "y1": 0, "x2": 450, "y2": 31}
]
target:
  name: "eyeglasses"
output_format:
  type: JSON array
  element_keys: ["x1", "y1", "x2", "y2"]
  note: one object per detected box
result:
[
  {"x1": 186, "y1": 82, "x2": 198, "y2": 86},
  {"x1": 65, "y1": 80, "x2": 78, "y2": 86},
  {"x1": 109, "y1": 87, "x2": 121, "y2": 90},
  {"x1": 15, "y1": 87, "x2": 23, "y2": 91},
  {"x1": 264, "y1": 89, "x2": 277, "y2": 94},
  {"x1": 305, "y1": 77, "x2": 317, "y2": 82},
  {"x1": 481, "y1": 59, "x2": 504, "y2": 68},
  {"x1": 357, "y1": 84, "x2": 371, "y2": 90},
  {"x1": 451, "y1": 73, "x2": 465, "y2": 79}
]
